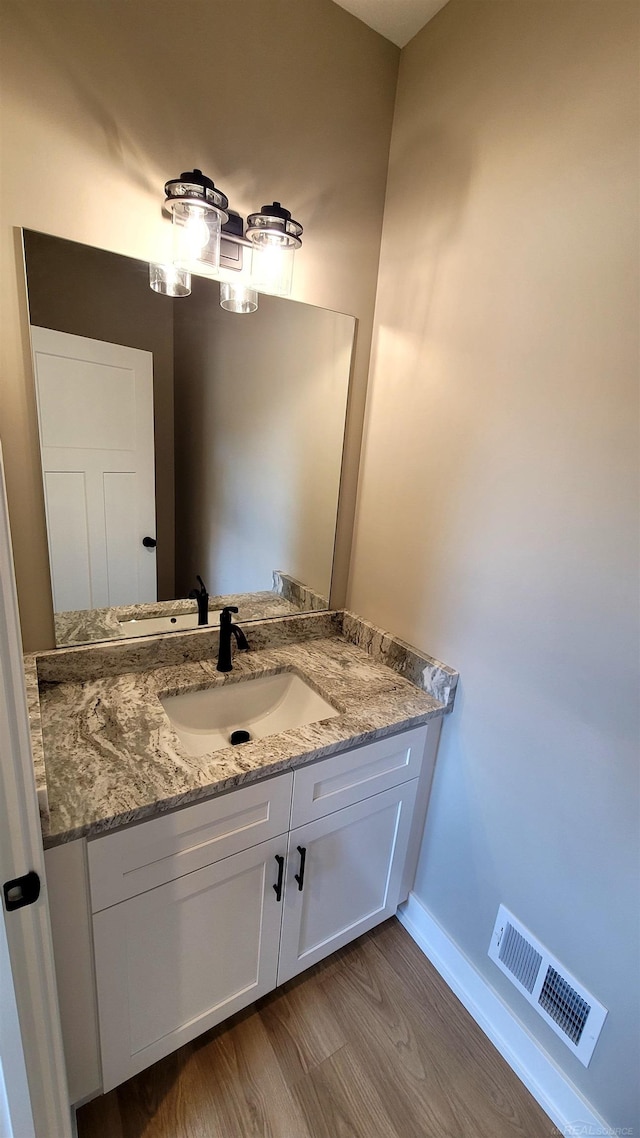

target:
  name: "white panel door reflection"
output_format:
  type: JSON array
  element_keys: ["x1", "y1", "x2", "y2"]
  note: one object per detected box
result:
[{"x1": 31, "y1": 327, "x2": 156, "y2": 612}]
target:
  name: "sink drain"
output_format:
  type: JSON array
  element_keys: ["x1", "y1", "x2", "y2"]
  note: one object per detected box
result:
[{"x1": 229, "y1": 729, "x2": 251, "y2": 746}]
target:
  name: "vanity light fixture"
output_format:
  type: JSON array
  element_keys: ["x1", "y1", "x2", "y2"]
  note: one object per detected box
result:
[
  {"x1": 164, "y1": 168, "x2": 229, "y2": 276},
  {"x1": 154, "y1": 168, "x2": 304, "y2": 303},
  {"x1": 219, "y1": 282, "x2": 259, "y2": 314},
  {"x1": 149, "y1": 263, "x2": 191, "y2": 297},
  {"x1": 246, "y1": 202, "x2": 303, "y2": 297}
]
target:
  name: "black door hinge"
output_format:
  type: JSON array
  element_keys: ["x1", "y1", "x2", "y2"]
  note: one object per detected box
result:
[{"x1": 3, "y1": 871, "x2": 41, "y2": 912}]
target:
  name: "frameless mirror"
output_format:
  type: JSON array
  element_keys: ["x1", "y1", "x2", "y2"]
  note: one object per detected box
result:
[{"x1": 22, "y1": 231, "x2": 355, "y2": 647}]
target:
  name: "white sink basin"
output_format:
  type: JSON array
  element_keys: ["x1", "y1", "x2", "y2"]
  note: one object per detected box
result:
[
  {"x1": 119, "y1": 612, "x2": 221, "y2": 638},
  {"x1": 160, "y1": 671, "x2": 340, "y2": 756}
]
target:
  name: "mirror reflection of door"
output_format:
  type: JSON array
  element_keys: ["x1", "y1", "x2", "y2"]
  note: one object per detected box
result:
[
  {"x1": 30, "y1": 327, "x2": 157, "y2": 613},
  {"x1": 22, "y1": 230, "x2": 357, "y2": 645}
]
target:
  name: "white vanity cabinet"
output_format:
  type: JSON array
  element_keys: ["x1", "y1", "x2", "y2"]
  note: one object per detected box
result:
[
  {"x1": 87, "y1": 775, "x2": 293, "y2": 1092},
  {"x1": 46, "y1": 722, "x2": 438, "y2": 1100}
]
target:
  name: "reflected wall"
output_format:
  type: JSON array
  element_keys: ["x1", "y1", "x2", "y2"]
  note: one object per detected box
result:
[
  {"x1": 23, "y1": 231, "x2": 355, "y2": 642},
  {"x1": 174, "y1": 277, "x2": 352, "y2": 599}
]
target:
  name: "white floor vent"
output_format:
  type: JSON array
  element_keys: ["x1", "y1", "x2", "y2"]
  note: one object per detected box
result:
[{"x1": 488, "y1": 904, "x2": 607, "y2": 1067}]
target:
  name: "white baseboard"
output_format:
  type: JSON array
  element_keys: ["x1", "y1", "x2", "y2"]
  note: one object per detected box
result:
[{"x1": 397, "y1": 893, "x2": 609, "y2": 1136}]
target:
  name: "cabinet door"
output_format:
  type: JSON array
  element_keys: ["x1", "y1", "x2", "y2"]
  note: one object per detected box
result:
[
  {"x1": 277, "y1": 780, "x2": 418, "y2": 986},
  {"x1": 94, "y1": 836, "x2": 286, "y2": 1092}
]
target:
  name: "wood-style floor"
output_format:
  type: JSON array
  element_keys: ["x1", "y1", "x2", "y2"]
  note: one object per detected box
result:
[{"x1": 77, "y1": 918, "x2": 552, "y2": 1138}]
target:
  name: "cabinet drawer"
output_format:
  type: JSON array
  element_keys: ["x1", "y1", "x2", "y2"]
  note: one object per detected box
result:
[
  {"x1": 291, "y1": 725, "x2": 427, "y2": 827},
  {"x1": 88, "y1": 772, "x2": 293, "y2": 912}
]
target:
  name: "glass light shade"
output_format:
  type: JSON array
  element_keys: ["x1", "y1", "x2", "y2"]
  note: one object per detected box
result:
[
  {"x1": 164, "y1": 168, "x2": 228, "y2": 278},
  {"x1": 220, "y1": 282, "x2": 258, "y2": 314},
  {"x1": 248, "y1": 237, "x2": 296, "y2": 297},
  {"x1": 171, "y1": 202, "x2": 223, "y2": 276},
  {"x1": 246, "y1": 203, "x2": 302, "y2": 297},
  {"x1": 149, "y1": 263, "x2": 191, "y2": 297}
]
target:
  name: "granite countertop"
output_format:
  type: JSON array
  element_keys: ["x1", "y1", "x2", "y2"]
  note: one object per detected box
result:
[
  {"x1": 53, "y1": 571, "x2": 329, "y2": 648},
  {"x1": 53, "y1": 591, "x2": 302, "y2": 648},
  {"x1": 28, "y1": 611, "x2": 458, "y2": 848}
]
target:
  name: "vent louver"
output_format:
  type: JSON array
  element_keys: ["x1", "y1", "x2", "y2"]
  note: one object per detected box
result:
[
  {"x1": 488, "y1": 904, "x2": 607, "y2": 1067},
  {"x1": 498, "y1": 922, "x2": 542, "y2": 993},
  {"x1": 539, "y1": 967, "x2": 590, "y2": 1045}
]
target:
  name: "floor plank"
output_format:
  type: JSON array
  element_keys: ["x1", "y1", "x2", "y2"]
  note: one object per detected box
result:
[
  {"x1": 324, "y1": 923, "x2": 545, "y2": 1137},
  {"x1": 291, "y1": 1044, "x2": 405, "y2": 1138},
  {"x1": 75, "y1": 1085, "x2": 125, "y2": 1138},
  {"x1": 77, "y1": 918, "x2": 552, "y2": 1138},
  {"x1": 257, "y1": 963, "x2": 346, "y2": 1083},
  {"x1": 319, "y1": 934, "x2": 469, "y2": 1137},
  {"x1": 367, "y1": 920, "x2": 547, "y2": 1131},
  {"x1": 187, "y1": 1010, "x2": 313, "y2": 1138},
  {"x1": 114, "y1": 1044, "x2": 206, "y2": 1138}
]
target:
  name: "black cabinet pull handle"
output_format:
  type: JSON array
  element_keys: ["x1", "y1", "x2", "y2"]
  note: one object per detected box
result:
[
  {"x1": 273, "y1": 854, "x2": 285, "y2": 902},
  {"x1": 142, "y1": 536, "x2": 157, "y2": 549},
  {"x1": 294, "y1": 845, "x2": 307, "y2": 891}
]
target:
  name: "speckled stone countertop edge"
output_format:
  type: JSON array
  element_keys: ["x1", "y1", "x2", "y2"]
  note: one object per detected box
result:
[
  {"x1": 41, "y1": 703, "x2": 443, "y2": 848},
  {"x1": 340, "y1": 611, "x2": 458, "y2": 711},
  {"x1": 23, "y1": 653, "x2": 49, "y2": 828}
]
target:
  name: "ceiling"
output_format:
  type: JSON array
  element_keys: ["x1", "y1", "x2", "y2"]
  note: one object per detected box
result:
[{"x1": 333, "y1": 0, "x2": 450, "y2": 48}]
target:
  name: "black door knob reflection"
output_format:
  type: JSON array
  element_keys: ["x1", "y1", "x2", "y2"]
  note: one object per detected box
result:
[{"x1": 142, "y1": 536, "x2": 157, "y2": 549}]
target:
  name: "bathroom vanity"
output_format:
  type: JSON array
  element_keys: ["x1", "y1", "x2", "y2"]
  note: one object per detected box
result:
[
  {"x1": 17, "y1": 227, "x2": 458, "y2": 1110},
  {"x1": 27, "y1": 609, "x2": 457, "y2": 1105}
]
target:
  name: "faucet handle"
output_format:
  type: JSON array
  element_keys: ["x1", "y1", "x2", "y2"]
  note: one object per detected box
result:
[
  {"x1": 196, "y1": 575, "x2": 208, "y2": 595},
  {"x1": 221, "y1": 605, "x2": 238, "y2": 616}
]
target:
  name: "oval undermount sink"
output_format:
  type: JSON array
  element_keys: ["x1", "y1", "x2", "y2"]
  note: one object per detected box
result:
[
  {"x1": 118, "y1": 612, "x2": 221, "y2": 638},
  {"x1": 160, "y1": 671, "x2": 340, "y2": 757}
]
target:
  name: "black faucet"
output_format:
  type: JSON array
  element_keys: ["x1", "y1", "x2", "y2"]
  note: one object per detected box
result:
[
  {"x1": 188, "y1": 576, "x2": 209, "y2": 626},
  {"x1": 217, "y1": 606, "x2": 249, "y2": 672}
]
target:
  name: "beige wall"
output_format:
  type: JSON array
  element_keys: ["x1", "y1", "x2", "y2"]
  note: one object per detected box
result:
[
  {"x1": 174, "y1": 281, "x2": 353, "y2": 600},
  {"x1": 23, "y1": 232, "x2": 176, "y2": 600},
  {"x1": 0, "y1": 0, "x2": 399, "y2": 650},
  {"x1": 349, "y1": 0, "x2": 639, "y2": 1128}
]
